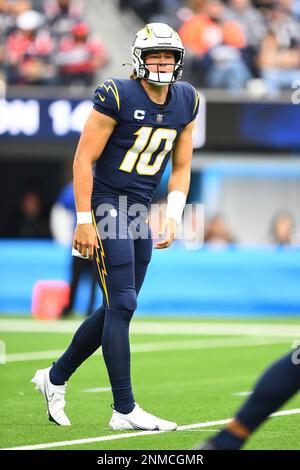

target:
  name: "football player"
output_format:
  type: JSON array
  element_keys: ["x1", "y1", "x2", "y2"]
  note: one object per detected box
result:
[
  {"x1": 197, "y1": 350, "x2": 300, "y2": 449},
  {"x1": 32, "y1": 23, "x2": 199, "y2": 431}
]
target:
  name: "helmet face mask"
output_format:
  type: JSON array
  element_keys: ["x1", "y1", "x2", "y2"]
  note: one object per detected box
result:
[{"x1": 131, "y1": 23, "x2": 185, "y2": 86}]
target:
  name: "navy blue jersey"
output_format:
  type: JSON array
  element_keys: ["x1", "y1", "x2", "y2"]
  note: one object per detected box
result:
[{"x1": 92, "y1": 78, "x2": 199, "y2": 205}]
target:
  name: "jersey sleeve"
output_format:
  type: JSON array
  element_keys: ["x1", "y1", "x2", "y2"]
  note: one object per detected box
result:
[
  {"x1": 93, "y1": 78, "x2": 121, "y2": 121},
  {"x1": 190, "y1": 85, "x2": 200, "y2": 123}
]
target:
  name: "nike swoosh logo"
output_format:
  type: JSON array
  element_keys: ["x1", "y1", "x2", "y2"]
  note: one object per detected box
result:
[
  {"x1": 132, "y1": 422, "x2": 159, "y2": 431},
  {"x1": 44, "y1": 377, "x2": 54, "y2": 403},
  {"x1": 98, "y1": 92, "x2": 105, "y2": 102}
]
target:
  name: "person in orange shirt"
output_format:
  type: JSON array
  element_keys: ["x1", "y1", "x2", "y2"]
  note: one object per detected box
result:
[
  {"x1": 179, "y1": 0, "x2": 246, "y2": 56},
  {"x1": 179, "y1": 0, "x2": 251, "y2": 89}
]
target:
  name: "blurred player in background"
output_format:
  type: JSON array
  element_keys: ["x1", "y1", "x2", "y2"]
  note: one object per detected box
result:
[
  {"x1": 32, "y1": 22, "x2": 199, "y2": 431},
  {"x1": 198, "y1": 349, "x2": 300, "y2": 449}
]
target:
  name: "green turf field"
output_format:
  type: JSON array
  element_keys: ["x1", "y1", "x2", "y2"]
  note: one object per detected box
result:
[{"x1": 1, "y1": 316, "x2": 300, "y2": 450}]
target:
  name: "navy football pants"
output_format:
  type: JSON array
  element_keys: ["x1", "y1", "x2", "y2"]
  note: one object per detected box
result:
[
  {"x1": 92, "y1": 195, "x2": 153, "y2": 412},
  {"x1": 92, "y1": 195, "x2": 153, "y2": 311},
  {"x1": 50, "y1": 195, "x2": 153, "y2": 414}
]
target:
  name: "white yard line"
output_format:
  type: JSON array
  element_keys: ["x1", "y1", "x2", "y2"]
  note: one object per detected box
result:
[
  {"x1": 233, "y1": 391, "x2": 252, "y2": 397},
  {"x1": 5, "y1": 350, "x2": 65, "y2": 362},
  {"x1": 81, "y1": 387, "x2": 111, "y2": 393},
  {"x1": 3, "y1": 337, "x2": 290, "y2": 363},
  {"x1": 3, "y1": 408, "x2": 300, "y2": 450},
  {"x1": 1, "y1": 319, "x2": 300, "y2": 338}
]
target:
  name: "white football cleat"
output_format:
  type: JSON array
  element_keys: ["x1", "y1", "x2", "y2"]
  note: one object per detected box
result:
[
  {"x1": 109, "y1": 403, "x2": 177, "y2": 431},
  {"x1": 31, "y1": 367, "x2": 71, "y2": 426}
]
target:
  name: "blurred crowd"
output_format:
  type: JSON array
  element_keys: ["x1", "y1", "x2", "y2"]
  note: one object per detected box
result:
[
  {"x1": 121, "y1": 0, "x2": 300, "y2": 92},
  {"x1": 0, "y1": 0, "x2": 108, "y2": 85},
  {"x1": 3, "y1": 183, "x2": 300, "y2": 250},
  {"x1": 1, "y1": 0, "x2": 299, "y2": 91},
  {"x1": 203, "y1": 210, "x2": 300, "y2": 247},
  {"x1": 147, "y1": 197, "x2": 300, "y2": 248}
]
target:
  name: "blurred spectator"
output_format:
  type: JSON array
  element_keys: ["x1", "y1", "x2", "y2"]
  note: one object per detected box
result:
[
  {"x1": 0, "y1": 1, "x2": 44, "y2": 43},
  {"x1": 204, "y1": 213, "x2": 236, "y2": 246},
  {"x1": 158, "y1": 0, "x2": 188, "y2": 29},
  {"x1": 179, "y1": 0, "x2": 245, "y2": 55},
  {"x1": 120, "y1": 0, "x2": 192, "y2": 29},
  {"x1": 257, "y1": 1, "x2": 300, "y2": 92},
  {"x1": 0, "y1": 1, "x2": 32, "y2": 74},
  {"x1": 291, "y1": 0, "x2": 300, "y2": 17},
  {"x1": 0, "y1": 0, "x2": 108, "y2": 86},
  {"x1": 146, "y1": 0, "x2": 187, "y2": 29},
  {"x1": 179, "y1": 0, "x2": 252, "y2": 89},
  {"x1": 50, "y1": 182, "x2": 97, "y2": 317},
  {"x1": 10, "y1": 190, "x2": 50, "y2": 238},
  {"x1": 270, "y1": 210, "x2": 295, "y2": 246},
  {"x1": 119, "y1": 0, "x2": 162, "y2": 23},
  {"x1": 1, "y1": 0, "x2": 299, "y2": 90},
  {"x1": 226, "y1": 0, "x2": 267, "y2": 48},
  {"x1": 55, "y1": 21, "x2": 108, "y2": 86},
  {"x1": 43, "y1": 0, "x2": 83, "y2": 39},
  {"x1": 5, "y1": 9, "x2": 55, "y2": 84},
  {"x1": 0, "y1": 0, "x2": 32, "y2": 16},
  {"x1": 225, "y1": 0, "x2": 267, "y2": 76}
]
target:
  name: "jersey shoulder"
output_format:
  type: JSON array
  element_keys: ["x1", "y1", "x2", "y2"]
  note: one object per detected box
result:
[
  {"x1": 173, "y1": 81, "x2": 200, "y2": 123},
  {"x1": 93, "y1": 78, "x2": 126, "y2": 121},
  {"x1": 93, "y1": 78, "x2": 140, "y2": 120}
]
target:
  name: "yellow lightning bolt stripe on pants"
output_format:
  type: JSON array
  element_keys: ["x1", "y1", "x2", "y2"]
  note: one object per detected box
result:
[{"x1": 92, "y1": 210, "x2": 110, "y2": 308}]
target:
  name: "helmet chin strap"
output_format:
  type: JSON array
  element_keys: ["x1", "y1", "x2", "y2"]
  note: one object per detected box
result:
[
  {"x1": 147, "y1": 80, "x2": 170, "y2": 87},
  {"x1": 143, "y1": 63, "x2": 178, "y2": 85},
  {"x1": 147, "y1": 71, "x2": 174, "y2": 86}
]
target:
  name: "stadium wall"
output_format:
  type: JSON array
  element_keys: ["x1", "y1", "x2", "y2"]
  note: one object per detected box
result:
[{"x1": 1, "y1": 240, "x2": 300, "y2": 317}]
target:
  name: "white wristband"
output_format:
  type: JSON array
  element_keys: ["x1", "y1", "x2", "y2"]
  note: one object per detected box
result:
[
  {"x1": 166, "y1": 190, "x2": 186, "y2": 225},
  {"x1": 77, "y1": 211, "x2": 92, "y2": 224}
]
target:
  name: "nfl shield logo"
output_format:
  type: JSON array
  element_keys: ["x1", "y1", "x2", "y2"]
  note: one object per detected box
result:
[{"x1": 156, "y1": 114, "x2": 163, "y2": 123}]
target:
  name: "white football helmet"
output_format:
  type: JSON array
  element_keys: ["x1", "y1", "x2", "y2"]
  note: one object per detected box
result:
[{"x1": 131, "y1": 23, "x2": 185, "y2": 86}]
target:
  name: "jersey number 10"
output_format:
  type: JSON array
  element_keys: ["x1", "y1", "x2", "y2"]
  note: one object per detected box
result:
[{"x1": 119, "y1": 127, "x2": 177, "y2": 176}]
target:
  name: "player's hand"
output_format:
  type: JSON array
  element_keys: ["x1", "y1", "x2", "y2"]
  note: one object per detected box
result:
[
  {"x1": 73, "y1": 223, "x2": 99, "y2": 260},
  {"x1": 155, "y1": 217, "x2": 177, "y2": 249}
]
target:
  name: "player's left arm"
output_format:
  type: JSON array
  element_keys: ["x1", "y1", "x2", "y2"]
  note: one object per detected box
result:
[
  {"x1": 168, "y1": 119, "x2": 195, "y2": 195},
  {"x1": 155, "y1": 119, "x2": 195, "y2": 249}
]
